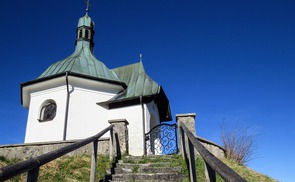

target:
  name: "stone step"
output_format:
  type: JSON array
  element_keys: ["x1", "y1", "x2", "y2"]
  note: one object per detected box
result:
[
  {"x1": 112, "y1": 173, "x2": 184, "y2": 181},
  {"x1": 115, "y1": 166, "x2": 182, "y2": 174},
  {"x1": 119, "y1": 159, "x2": 175, "y2": 164},
  {"x1": 124, "y1": 155, "x2": 177, "y2": 160},
  {"x1": 116, "y1": 162, "x2": 173, "y2": 169},
  {"x1": 139, "y1": 166, "x2": 182, "y2": 174},
  {"x1": 108, "y1": 155, "x2": 185, "y2": 182},
  {"x1": 122, "y1": 155, "x2": 179, "y2": 163},
  {"x1": 111, "y1": 181, "x2": 180, "y2": 182},
  {"x1": 111, "y1": 180, "x2": 181, "y2": 182}
]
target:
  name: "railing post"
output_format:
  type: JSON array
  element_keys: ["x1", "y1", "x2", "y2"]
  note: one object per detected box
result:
[
  {"x1": 180, "y1": 123, "x2": 246, "y2": 182},
  {"x1": 175, "y1": 124, "x2": 179, "y2": 153},
  {"x1": 90, "y1": 139, "x2": 98, "y2": 182},
  {"x1": 205, "y1": 161, "x2": 216, "y2": 182},
  {"x1": 180, "y1": 122, "x2": 197, "y2": 182},
  {"x1": 109, "y1": 128, "x2": 114, "y2": 162},
  {"x1": 187, "y1": 137, "x2": 197, "y2": 182},
  {"x1": 0, "y1": 125, "x2": 113, "y2": 182},
  {"x1": 27, "y1": 167, "x2": 39, "y2": 182},
  {"x1": 179, "y1": 127, "x2": 185, "y2": 159},
  {"x1": 108, "y1": 119, "x2": 129, "y2": 158},
  {"x1": 176, "y1": 113, "x2": 197, "y2": 155}
]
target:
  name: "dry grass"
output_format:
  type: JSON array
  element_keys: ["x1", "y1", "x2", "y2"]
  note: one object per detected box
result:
[
  {"x1": 0, "y1": 155, "x2": 110, "y2": 182},
  {"x1": 221, "y1": 158, "x2": 278, "y2": 182},
  {"x1": 176, "y1": 156, "x2": 277, "y2": 182},
  {"x1": 220, "y1": 121, "x2": 257, "y2": 165},
  {"x1": 1, "y1": 155, "x2": 278, "y2": 182}
]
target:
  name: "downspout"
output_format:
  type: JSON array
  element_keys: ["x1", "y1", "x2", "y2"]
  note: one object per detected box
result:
[
  {"x1": 140, "y1": 96, "x2": 147, "y2": 155},
  {"x1": 63, "y1": 72, "x2": 70, "y2": 140}
]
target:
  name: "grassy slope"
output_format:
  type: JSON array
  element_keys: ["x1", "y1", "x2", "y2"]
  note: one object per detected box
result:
[
  {"x1": 221, "y1": 158, "x2": 278, "y2": 182},
  {"x1": 0, "y1": 155, "x2": 110, "y2": 182},
  {"x1": 190, "y1": 157, "x2": 277, "y2": 182},
  {"x1": 121, "y1": 155, "x2": 277, "y2": 182},
  {"x1": 0, "y1": 155, "x2": 277, "y2": 182}
]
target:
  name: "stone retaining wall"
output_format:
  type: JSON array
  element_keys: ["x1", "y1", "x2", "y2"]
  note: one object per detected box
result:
[
  {"x1": 0, "y1": 138, "x2": 109, "y2": 160},
  {"x1": 197, "y1": 136, "x2": 225, "y2": 159},
  {"x1": 0, "y1": 115, "x2": 225, "y2": 160},
  {"x1": 176, "y1": 113, "x2": 225, "y2": 159}
]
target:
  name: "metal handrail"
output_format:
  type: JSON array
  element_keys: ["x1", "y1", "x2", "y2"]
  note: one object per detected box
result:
[
  {"x1": 0, "y1": 125, "x2": 114, "y2": 182},
  {"x1": 179, "y1": 122, "x2": 246, "y2": 182}
]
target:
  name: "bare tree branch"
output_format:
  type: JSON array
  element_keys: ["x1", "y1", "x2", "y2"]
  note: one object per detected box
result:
[{"x1": 220, "y1": 119, "x2": 258, "y2": 165}]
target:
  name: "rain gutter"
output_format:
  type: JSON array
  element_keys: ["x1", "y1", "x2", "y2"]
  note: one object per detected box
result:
[
  {"x1": 140, "y1": 96, "x2": 147, "y2": 155},
  {"x1": 63, "y1": 72, "x2": 70, "y2": 140}
]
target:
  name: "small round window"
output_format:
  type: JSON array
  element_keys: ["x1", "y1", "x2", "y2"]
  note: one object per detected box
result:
[{"x1": 38, "y1": 99, "x2": 57, "y2": 122}]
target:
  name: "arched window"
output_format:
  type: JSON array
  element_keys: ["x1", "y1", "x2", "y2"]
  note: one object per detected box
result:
[
  {"x1": 38, "y1": 100, "x2": 57, "y2": 122},
  {"x1": 78, "y1": 29, "x2": 83, "y2": 39},
  {"x1": 85, "y1": 29, "x2": 89, "y2": 39}
]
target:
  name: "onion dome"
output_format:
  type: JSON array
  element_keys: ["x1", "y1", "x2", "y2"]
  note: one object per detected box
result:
[{"x1": 38, "y1": 13, "x2": 120, "y2": 82}]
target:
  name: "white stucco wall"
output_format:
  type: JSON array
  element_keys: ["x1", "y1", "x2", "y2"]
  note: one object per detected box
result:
[
  {"x1": 24, "y1": 76, "x2": 122, "y2": 143},
  {"x1": 66, "y1": 86, "x2": 115, "y2": 140},
  {"x1": 145, "y1": 101, "x2": 161, "y2": 155},
  {"x1": 108, "y1": 105, "x2": 143, "y2": 156},
  {"x1": 24, "y1": 76, "x2": 163, "y2": 157},
  {"x1": 108, "y1": 101, "x2": 161, "y2": 156},
  {"x1": 145, "y1": 101, "x2": 161, "y2": 131},
  {"x1": 24, "y1": 86, "x2": 67, "y2": 142}
]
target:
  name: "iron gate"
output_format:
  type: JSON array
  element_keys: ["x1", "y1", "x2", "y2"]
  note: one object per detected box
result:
[{"x1": 145, "y1": 123, "x2": 178, "y2": 155}]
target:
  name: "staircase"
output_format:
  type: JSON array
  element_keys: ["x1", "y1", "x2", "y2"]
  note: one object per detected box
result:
[{"x1": 108, "y1": 155, "x2": 185, "y2": 182}]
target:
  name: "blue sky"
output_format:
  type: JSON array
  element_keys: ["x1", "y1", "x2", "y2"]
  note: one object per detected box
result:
[{"x1": 0, "y1": 0, "x2": 294, "y2": 181}]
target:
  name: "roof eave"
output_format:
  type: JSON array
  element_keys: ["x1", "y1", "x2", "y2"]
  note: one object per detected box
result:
[
  {"x1": 97, "y1": 87, "x2": 172, "y2": 122},
  {"x1": 21, "y1": 71, "x2": 127, "y2": 106},
  {"x1": 22, "y1": 72, "x2": 127, "y2": 88},
  {"x1": 97, "y1": 95, "x2": 155, "y2": 108}
]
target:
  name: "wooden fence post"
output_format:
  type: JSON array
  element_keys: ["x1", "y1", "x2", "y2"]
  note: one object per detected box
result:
[
  {"x1": 90, "y1": 139, "x2": 98, "y2": 182},
  {"x1": 180, "y1": 123, "x2": 246, "y2": 182},
  {"x1": 0, "y1": 125, "x2": 113, "y2": 182},
  {"x1": 179, "y1": 127, "x2": 185, "y2": 159},
  {"x1": 109, "y1": 128, "x2": 114, "y2": 162},
  {"x1": 187, "y1": 138, "x2": 197, "y2": 182},
  {"x1": 204, "y1": 161, "x2": 216, "y2": 182},
  {"x1": 27, "y1": 167, "x2": 39, "y2": 182}
]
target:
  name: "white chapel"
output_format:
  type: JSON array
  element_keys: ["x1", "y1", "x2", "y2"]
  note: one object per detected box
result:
[{"x1": 21, "y1": 9, "x2": 171, "y2": 156}]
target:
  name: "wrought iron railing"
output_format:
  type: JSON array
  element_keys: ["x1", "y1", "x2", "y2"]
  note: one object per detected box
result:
[
  {"x1": 0, "y1": 125, "x2": 115, "y2": 182},
  {"x1": 179, "y1": 122, "x2": 246, "y2": 182}
]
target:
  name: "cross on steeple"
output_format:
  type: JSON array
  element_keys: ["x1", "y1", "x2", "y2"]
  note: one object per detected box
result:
[{"x1": 86, "y1": 0, "x2": 90, "y2": 14}]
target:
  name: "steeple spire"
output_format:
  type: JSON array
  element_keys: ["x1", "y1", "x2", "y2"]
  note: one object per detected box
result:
[
  {"x1": 86, "y1": 0, "x2": 90, "y2": 15},
  {"x1": 38, "y1": 2, "x2": 120, "y2": 82},
  {"x1": 75, "y1": 1, "x2": 95, "y2": 52}
]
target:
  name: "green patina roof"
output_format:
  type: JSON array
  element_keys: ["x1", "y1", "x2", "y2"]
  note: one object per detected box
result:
[
  {"x1": 111, "y1": 62, "x2": 160, "y2": 100},
  {"x1": 36, "y1": 14, "x2": 171, "y2": 121},
  {"x1": 38, "y1": 14, "x2": 120, "y2": 82},
  {"x1": 37, "y1": 13, "x2": 161, "y2": 101},
  {"x1": 78, "y1": 14, "x2": 94, "y2": 28},
  {"x1": 22, "y1": 13, "x2": 171, "y2": 121},
  {"x1": 111, "y1": 62, "x2": 172, "y2": 121},
  {"x1": 38, "y1": 47, "x2": 120, "y2": 82},
  {"x1": 38, "y1": 14, "x2": 159, "y2": 95}
]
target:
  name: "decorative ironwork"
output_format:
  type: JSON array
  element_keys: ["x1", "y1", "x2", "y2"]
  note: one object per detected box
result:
[{"x1": 145, "y1": 123, "x2": 178, "y2": 155}]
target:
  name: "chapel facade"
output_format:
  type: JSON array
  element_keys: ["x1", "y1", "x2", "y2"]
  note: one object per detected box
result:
[{"x1": 21, "y1": 10, "x2": 171, "y2": 155}]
